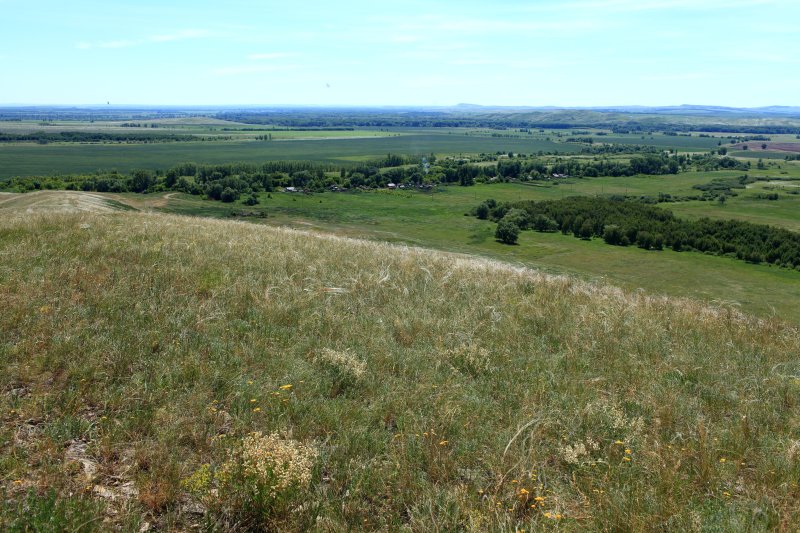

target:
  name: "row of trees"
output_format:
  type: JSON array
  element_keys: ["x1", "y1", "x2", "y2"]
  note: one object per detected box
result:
[{"x1": 476, "y1": 196, "x2": 800, "y2": 269}]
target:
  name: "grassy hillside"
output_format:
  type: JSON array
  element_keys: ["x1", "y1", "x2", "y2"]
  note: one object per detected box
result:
[
  {"x1": 156, "y1": 184, "x2": 800, "y2": 323},
  {"x1": 2, "y1": 210, "x2": 800, "y2": 531}
]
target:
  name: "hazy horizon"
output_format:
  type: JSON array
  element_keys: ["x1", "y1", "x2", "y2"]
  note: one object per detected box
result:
[{"x1": 2, "y1": 0, "x2": 798, "y2": 107}]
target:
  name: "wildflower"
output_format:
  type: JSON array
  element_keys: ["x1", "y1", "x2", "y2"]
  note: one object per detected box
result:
[
  {"x1": 13, "y1": 480, "x2": 22, "y2": 484},
  {"x1": 723, "y1": 491, "x2": 731, "y2": 497},
  {"x1": 719, "y1": 458, "x2": 726, "y2": 463},
  {"x1": 534, "y1": 496, "x2": 545, "y2": 502},
  {"x1": 279, "y1": 384, "x2": 293, "y2": 390},
  {"x1": 253, "y1": 407, "x2": 262, "y2": 413},
  {"x1": 614, "y1": 440, "x2": 624, "y2": 445},
  {"x1": 439, "y1": 440, "x2": 448, "y2": 446},
  {"x1": 511, "y1": 479, "x2": 519, "y2": 484},
  {"x1": 250, "y1": 399, "x2": 257, "y2": 403},
  {"x1": 543, "y1": 512, "x2": 553, "y2": 519},
  {"x1": 519, "y1": 488, "x2": 530, "y2": 496},
  {"x1": 555, "y1": 514, "x2": 563, "y2": 520},
  {"x1": 623, "y1": 457, "x2": 631, "y2": 462},
  {"x1": 624, "y1": 449, "x2": 632, "y2": 455},
  {"x1": 247, "y1": 380, "x2": 254, "y2": 385}
]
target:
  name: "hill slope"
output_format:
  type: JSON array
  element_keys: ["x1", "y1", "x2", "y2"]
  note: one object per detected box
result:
[{"x1": 1, "y1": 211, "x2": 799, "y2": 530}]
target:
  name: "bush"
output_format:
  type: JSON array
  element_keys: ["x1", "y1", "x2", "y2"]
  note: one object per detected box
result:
[
  {"x1": 495, "y1": 219, "x2": 520, "y2": 245},
  {"x1": 602, "y1": 224, "x2": 623, "y2": 245},
  {"x1": 184, "y1": 432, "x2": 318, "y2": 529},
  {"x1": 532, "y1": 214, "x2": 558, "y2": 232},
  {"x1": 220, "y1": 187, "x2": 238, "y2": 203}
]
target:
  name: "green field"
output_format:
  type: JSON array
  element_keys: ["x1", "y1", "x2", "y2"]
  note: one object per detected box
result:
[
  {"x1": 149, "y1": 181, "x2": 800, "y2": 323},
  {"x1": 0, "y1": 134, "x2": 582, "y2": 179}
]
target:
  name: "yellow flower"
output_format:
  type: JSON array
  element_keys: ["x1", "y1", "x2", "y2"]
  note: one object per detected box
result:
[
  {"x1": 614, "y1": 440, "x2": 624, "y2": 445},
  {"x1": 624, "y1": 449, "x2": 632, "y2": 455},
  {"x1": 534, "y1": 496, "x2": 545, "y2": 502},
  {"x1": 439, "y1": 440, "x2": 449, "y2": 446},
  {"x1": 280, "y1": 384, "x2": 293, "y2": 390},
  {"x1": 247, "y1": 380, "x2": 254, "y2": 384},
  {"x1": 250, "y1": 399, "x2": 257, "y2": 403},
  {"x1": 723, "y1": 491, "x2": 731, "y2": 497},
  {"x1": 543, "y1": 512, "x2": 553, "y2": 519},
  {"x1": 555, "y1": 514, "x2": 563, "y2": 520},
  {"x1": 623, "y1": 457, "x2": 631, "y2": 462},
  {"x1": 253, "y1": 407, "x2": 262, "y2": 413},
  {"x1": 519, "y1": 488, "x2": 530, "y2": 496},
  {"x1": 719, "y1": 458, "x2": 726, "y2": 463}
]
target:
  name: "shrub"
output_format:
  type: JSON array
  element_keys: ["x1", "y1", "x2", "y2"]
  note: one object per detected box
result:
[
  {"x1": 603, "y1": 224, "x2": 623, "y2": 245},
  {"x1": 220, "y1": 187, "x2": 238, "y2": 203},
  {"x1": 316, "y1": 348, "x2": 366, "y2": 394},
  {"x1": 184, "y1": 432, "x2": 318, "y2": 529},
  {"x1": 495, "y1": 219, "x2": 520, "y2": 245}
]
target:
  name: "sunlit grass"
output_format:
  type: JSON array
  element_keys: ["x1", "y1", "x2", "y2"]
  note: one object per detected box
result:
[{"x1": 1, "y1": 210, "x2": 799, "y2": 530}]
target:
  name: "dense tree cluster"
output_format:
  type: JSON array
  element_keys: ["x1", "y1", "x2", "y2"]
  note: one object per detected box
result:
[
  {"x1": 692, "y1": 175, "x2": 755, "y2": 198},
  {"x1": 476, "y1": 196, "x2": 800, "y2": 269},
  {"x1": 1, "y1": 154, "x2": 490, "y2": 201},
  {"x1": 495, "y1": 153, "x2": 681, "y2": 179}
]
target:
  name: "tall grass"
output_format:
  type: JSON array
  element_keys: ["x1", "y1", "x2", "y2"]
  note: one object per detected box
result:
[{"x1": 1, "y1": 211, "x2": 799, "y2": 530}]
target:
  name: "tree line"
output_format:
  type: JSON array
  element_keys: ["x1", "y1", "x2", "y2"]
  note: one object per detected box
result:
[{"x1": 475, "y1": 196, "x2": 800, "y2": 269}]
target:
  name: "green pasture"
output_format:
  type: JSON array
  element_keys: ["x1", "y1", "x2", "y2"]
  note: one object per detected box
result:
[{"x1": 152, "y1": 182, "x2": 800, "y2": 322}]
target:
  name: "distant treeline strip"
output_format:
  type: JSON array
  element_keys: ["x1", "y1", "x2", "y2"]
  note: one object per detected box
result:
[
  {"x1": 217, "y1": 111, "x2": 800, "y2": 135},
  {"x1": 0, "y1": 132, "x2": 197, "y2": 143},
  {"x1": 476, "y1": 196, "x2": 800, "y2": 269}
]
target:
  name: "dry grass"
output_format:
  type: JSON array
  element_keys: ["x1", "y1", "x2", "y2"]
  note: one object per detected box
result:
[
  {"x1": 0, "y1": 190, "x2": 124, "y2": 214},
  {"x1": 1, "y1": 210, "x2": 799, "y2": 531}
]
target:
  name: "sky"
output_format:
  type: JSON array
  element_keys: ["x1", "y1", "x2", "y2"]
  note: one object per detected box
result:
[{"x1": 1, "y1": 0, "x2": 798, "y2": 107}]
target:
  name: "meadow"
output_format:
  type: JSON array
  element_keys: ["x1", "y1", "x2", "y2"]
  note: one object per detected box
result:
[
  {"x1": 153, "y1": 178, "x2": 800, "y2": 323},
  {"x1": 1, "y1": 209, "x2": 799, "y2": 530}
]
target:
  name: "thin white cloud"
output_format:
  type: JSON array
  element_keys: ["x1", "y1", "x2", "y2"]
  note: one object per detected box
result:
[
  {"x1": 247, "y1": 52, "x2": 296, "y2": 60},
  {"x1": 212, "y1": 64, "x2": 301, "y2": 76},
  {"x1": 76, "y1": 29, "x2": 212, "y2": 50},
  {"x1": 641, "y1": 72, "x2": 709, "y2": 81},
  {"x1": 545, "y1": 0, "x2": 776, "y2": 12},
  {"x1": 389, "y1": 15, "x2": 604, "y2": 35},
  {"x1": 151, "y1": 29, "x2": 211, "y2": 42}
]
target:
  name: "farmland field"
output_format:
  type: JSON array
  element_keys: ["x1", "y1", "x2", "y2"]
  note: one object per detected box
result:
[{"x1": 0, "y1": 133, "x2": 582, "y2": 179}]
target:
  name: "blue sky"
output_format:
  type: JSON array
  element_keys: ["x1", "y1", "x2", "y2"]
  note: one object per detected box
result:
[{"x1": 1, "y1": 0, "x2": 797, "y2": 106}]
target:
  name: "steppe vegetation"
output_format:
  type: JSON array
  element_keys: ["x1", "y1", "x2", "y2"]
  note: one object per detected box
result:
[
  {"x1": 2, "y1": 106, "x2": 800, "y2": 530},
  {"x1": 2, "y1": 210, "x2": 800, "y2": 531}
]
